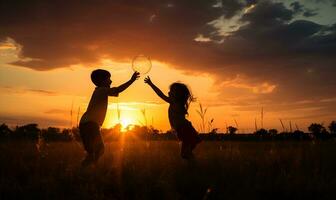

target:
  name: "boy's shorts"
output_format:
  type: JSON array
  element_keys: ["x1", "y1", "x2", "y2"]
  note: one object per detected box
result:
[
  {"x1": 175, "y1": 121, "x2": 201, "y2": 149},
  {"x1": 79, "y1": 121, "x2": 104, "y2": 155}
]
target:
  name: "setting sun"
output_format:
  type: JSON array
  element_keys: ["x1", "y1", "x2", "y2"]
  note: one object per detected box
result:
[
  {"x1": 120, "y1": 118, "x2": 135, "y2": 131},
  {"x1": 102, "y1": 103, "x2": 152, "y2": 130}
]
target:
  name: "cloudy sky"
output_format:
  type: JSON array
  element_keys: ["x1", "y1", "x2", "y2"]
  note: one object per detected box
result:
[{"x1": 1, "y1": 0, "x2": 335, "y2": 132}]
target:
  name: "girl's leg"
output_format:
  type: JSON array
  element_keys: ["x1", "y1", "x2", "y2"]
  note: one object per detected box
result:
[
  {"x1": 181, "y1": 142, "x2": 193, "y2": 159},
  {"x1": 81, "y1": 153, "x2": 95, "y2": 167}
]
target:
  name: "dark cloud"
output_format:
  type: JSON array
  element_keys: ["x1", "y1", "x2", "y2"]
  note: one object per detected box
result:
[
  {"x1": 1, "y1": 0, "x2": 231, "y2": 70},
  {"x1": 218, "y1": 0, "x2": 245, "y2": 19},
  {"x1": 289, "y1": 1, "x2": 318, "y2": 17},
  {"x1": 303, "y1": 9, "x2": 318, "y2": 17},
  {"x1": 1, "y1": 0, "x2": 336, "y2": 114},
  {"x1": 290, "y1": 1, "x2": 304, "y2": 13},
  {"x1": 204, "y1": 1, "x2": 336, "y2": 111},
  {"x1": 242, "y1": 1, "x2": 294, "y2": 23},
  {"x1": 311, "y1": 0, "x2": 336, "y2": 6}
]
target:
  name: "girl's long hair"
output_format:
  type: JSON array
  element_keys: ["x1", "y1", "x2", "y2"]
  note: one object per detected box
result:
[{"x1": 169, "y1": 82, "x2": 196, "y2": 114}]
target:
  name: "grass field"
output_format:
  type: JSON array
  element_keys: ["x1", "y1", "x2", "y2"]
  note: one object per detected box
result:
[{"x1": 1, "y1": 140, "x2": 336, "y2": 200}]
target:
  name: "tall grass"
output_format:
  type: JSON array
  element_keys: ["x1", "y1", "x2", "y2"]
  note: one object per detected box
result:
[
  {"x1": 196, "y1": 103, "x2": 207, "y2": 133},
  {"x1": 139, "y1": 108, "x2": 148, "y2": 127}
]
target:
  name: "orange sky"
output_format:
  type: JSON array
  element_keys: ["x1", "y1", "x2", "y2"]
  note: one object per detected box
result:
[{"x1": 1, "y1": 39, "x2": 334, "y2": 132}]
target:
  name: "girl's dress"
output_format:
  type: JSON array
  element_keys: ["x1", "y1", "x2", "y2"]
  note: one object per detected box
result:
[{"x1": 168, "y1": 103, "x2": 200, "y2": 150}]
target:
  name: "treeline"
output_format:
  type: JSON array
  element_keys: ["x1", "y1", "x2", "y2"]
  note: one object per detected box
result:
[
  {"x1": 0, "y1": 123, "x2": 75, "y2": 141},
  {"x1": 0, "y1": 121, "x2": 335, "y2": 142},
  {"x1": 0, "y1": 123, "x2": 165, "y2": 142}
]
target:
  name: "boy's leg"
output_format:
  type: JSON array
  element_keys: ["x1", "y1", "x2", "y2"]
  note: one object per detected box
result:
[
  {"x1": 92, "y1": 132, "x2": 105, "y2": 163},
  {"x1": 79, "y1": 122, "x2": 98, "y2": 167}
]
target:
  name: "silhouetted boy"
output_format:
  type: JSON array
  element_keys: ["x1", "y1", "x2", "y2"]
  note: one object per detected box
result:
[{"x1": 79, "y1": 69, "x2": 139, "y2": 167}]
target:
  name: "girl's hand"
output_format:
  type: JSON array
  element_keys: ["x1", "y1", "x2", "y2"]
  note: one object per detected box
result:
[{"x1": 144, "y1": 76, "x2": 152, "y2": 85}]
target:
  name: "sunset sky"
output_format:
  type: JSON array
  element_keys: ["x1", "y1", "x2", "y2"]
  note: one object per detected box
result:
[{"x1": 1, "y1": 0, "x2": 336, "y2": 132}]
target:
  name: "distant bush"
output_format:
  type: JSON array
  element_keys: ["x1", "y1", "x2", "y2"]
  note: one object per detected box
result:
[
  {"x1": 0, "y1": 123, "x2": 12, "y2": 137},
  {"x1": 329, "y1": 121, "x2": 336, "y2": 134},
  {"x1": 255, "y1": 128, "x2": 268, "y2": 135},
  {"x1": 209, "y1": 128, "x2": 219, "y2": 135},
  {"x1": 41, "y1": 127, "x2": 72, "y2": 141},
  {"x1": 268, "y1": 129, "x2": 278, "y2": 135},
  {"x1": 13, "y1": 123, "x2": 39, "y2": 140},
  {"x1": 292, "y1": 130, "x2": 305, "y2": 139},
  {"x1": 228, "y1": 126, "x2": 238, "y2": 135}
]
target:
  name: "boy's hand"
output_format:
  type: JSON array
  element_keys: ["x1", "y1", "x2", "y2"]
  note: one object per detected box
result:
[
  {"x1": 131, "y1": 71, "x2": 140, "y2": 82},
  {"x1": 144, "y1": 76, "x2": 152, "y2": 85}
]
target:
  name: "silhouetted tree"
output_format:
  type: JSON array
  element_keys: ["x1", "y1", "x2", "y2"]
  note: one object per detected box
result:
[
  {"x1": 329, "y1": 121, "x2": 336, "y2": 134},
  {"x1": 0, "y1": 123, "x2": 12, "y2": 137},
  {"x1": 41, "y1": 127, "x2": 57, "y2": 141},
  {"x1": 308, "y1": 123, "x2": 327, "y2": 137},
  {"x1": 37, "y1": 127, "x2": 72, "y2": 141},
  {"x1": 268, "y1": 129, "x2": 278, "y2": 135},
  {"x1": 227, "y1": 126, "x2": 238, "y2": 134},
  {"x1": 14, "y1": 123, "x2": 39, "y2": 139}
]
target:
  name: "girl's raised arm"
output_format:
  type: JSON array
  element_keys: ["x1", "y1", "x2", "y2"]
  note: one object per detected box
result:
[{"x1": 144, "y1": 76, "x2": 170, "y2": 103}]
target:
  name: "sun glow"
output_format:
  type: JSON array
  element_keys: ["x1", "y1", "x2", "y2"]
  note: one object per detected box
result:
[
  {"x1": 102, "y1": 104, "x2": 145, "y2": 129},
  {"x1": 120, "y1": 118, "x2": 135, "y2": 131}
]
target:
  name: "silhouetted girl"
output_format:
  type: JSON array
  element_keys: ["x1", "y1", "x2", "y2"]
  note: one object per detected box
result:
[{"x1": 144, "y1": 76, "x2": 200, "y2": 159}]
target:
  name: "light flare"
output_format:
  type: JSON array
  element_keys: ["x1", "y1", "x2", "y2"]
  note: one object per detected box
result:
[{"x1": 244, "y1": 4, "x2": 256, "y2": 14}]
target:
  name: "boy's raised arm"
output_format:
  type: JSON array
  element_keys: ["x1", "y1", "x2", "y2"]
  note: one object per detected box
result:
[
  {"x1": 144, "y1": 76, "x2": 170, "y2": 103},
  {"x1": 109, "y1": 72, "x2": 139, "y2": 96}
]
